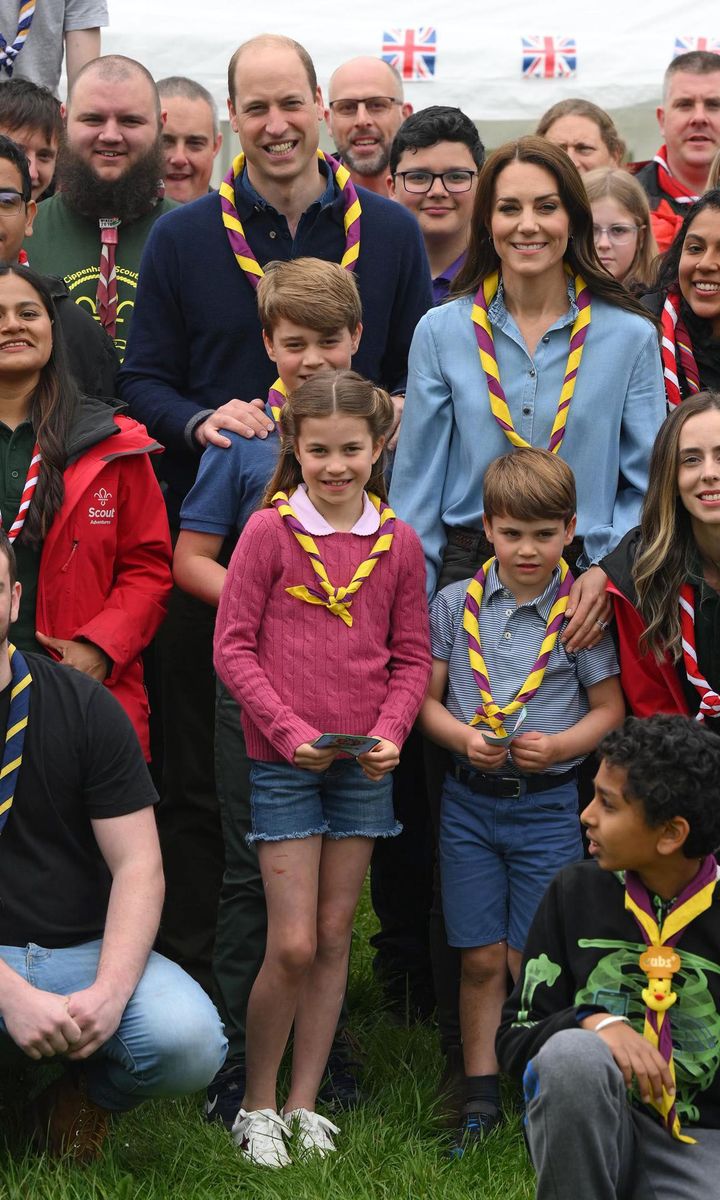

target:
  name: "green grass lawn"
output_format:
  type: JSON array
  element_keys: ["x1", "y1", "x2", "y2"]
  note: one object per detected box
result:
[{"x1": 0, "y1": 888, "x2": 536, "y2": 1199}]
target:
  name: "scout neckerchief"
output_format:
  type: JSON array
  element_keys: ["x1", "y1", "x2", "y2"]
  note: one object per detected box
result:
[
  {"x1": 470, "y1": 267, "x2": 591, "y2": 454},
  {"x1": 0, "y1": 444, "x2": 40, "y2": 542},
  {"x1": 94, "y1": 182, "x2": 165, "y2": 340},
  {"x1": 679, "y1": 582, "x2": 720, "y2": 719},
  {"x1": 0, "y1": 643, "x2": 32, "y2": 833},
  {"x1": 271, "y1": 488, "x2": 394, "y2": 627},
  {"x1": 219, "y1": 149, "x2": 361, "y2": 290},
  {"x1": 463, "y1": 556, "x2": 574, "y2": 735},
  {"x1": 96, "y1": 218, "x2": 121, "y2": 339},
  {"x1": 0, "y1": 0, "x2": 36, "y2": 78},
  {"x1": 220, "y1": 150, "x2": 361, "y2": 418},
  {"x1": 624, "y1": 854, "x2": 718, "y2": 1141},
  {"x1": 268, "y1": 378, "x2": 289, "y2": 423},
  {"x1": 660, "y1": 289, "x2": 700, "y2": 409},
  {"x1": 653, "y1": 146, "x2": 700, "y2": 207}
]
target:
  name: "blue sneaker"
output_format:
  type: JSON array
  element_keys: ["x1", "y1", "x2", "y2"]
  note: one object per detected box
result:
[
  {"x1": 205, "y1": 1063, "x2": 246, "y2": 1130},
  {"x1": 450, "y1": 1105, "x2": 503, "y2": 1158}
]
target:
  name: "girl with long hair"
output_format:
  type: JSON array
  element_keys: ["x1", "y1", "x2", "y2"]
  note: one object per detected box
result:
[
  {"x1": 647, "y1": 191, "x2": 720, "y2": 407},
  {"x1": 584, "y1": 167, "x2": 659, "y2": 291},
  {"x1": 604, "y1": 391, "x2": 720, "y2": 726},
  {"x1": 213, "y1": 369, "x2": 431, "y2": 1167},
  {"x1": 0, "y1": 264, "x2": 171, "y2": 757}
]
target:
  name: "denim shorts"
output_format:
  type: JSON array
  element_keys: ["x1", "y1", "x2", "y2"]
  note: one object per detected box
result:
[
  {"x1": 439, "y1": 771, "x2": 583, "y2": 952},
  {"x1": 248, "y1": 757, "x2": 401, "y2": 844}
]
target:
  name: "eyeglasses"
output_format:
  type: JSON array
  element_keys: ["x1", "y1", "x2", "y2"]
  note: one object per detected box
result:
[
  {"x1": 0, "y1": 190, "x2": 25, "y2": 213},
  {"x1": 394, "y1": 169, "x2": 478, "y2": 195},
  {"x1": 328, "y1": 96, "x2": 403, "y2": 118},
  {"x1": 592, "y1": 223, "x2": 643, "y2": 245}
]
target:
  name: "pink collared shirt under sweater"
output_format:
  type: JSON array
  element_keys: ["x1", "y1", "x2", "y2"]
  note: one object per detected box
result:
[{"x1": 214, "y1": 485, "x2": 432, "y2": 763}]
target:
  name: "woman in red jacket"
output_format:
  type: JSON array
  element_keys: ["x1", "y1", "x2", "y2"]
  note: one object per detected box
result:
[
  {"x1": 603, "y1": 391, "x2": 720, "y2": 728},
  {"x1": 0, "y1": 264, "x2": 171, "y2": 757}
]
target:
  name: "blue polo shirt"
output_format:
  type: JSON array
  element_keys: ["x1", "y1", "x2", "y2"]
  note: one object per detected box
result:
[
  {"x1": 430, "y1": 561, "x2": 619, "y2": 775},
  {"x1": 179, "y1": 409, "x2": 279, "y2": 537}
]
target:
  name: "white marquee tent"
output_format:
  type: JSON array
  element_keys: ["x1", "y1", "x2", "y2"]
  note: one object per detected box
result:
[{"x1": 103, "y1": 0, "x2": 720, "y2": 164}]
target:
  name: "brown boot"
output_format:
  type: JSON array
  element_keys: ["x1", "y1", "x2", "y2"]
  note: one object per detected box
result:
[{"x1": 31, "y1": 1071, "x2": 111, "y2": 1164}]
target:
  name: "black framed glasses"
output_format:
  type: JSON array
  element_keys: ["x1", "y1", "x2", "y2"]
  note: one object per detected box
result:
[
  {"x1": 0, "y1": 190, "x2": 25, "y2": 213},
  {"x1": 394, "y1": 169, "x2": 477, "y2": 195},
  {"x1": 328, "y1": 96, "x2": 403, "y2": 118}
]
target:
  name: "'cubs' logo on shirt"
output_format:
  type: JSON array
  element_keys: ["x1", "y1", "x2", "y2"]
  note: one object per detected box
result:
[{"x1": 88, "y1": 487, "x2": 116, "y2": 525}]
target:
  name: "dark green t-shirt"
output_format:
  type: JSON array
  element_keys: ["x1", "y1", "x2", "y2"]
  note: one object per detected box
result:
[
  {"x1": 26, "y1": 194, "x2": 178, "y2": 361},
  {"x1": 0, "y1": 421, "x2": 41, "y2": 652}
]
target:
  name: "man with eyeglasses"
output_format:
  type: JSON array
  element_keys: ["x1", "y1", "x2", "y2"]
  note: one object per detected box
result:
[
  {"x1": 389, "y1": 106, "x2": 485, "y2": 304},
  {"x1": 0, "y1": 132, "x2": 117, "y2": 398},
  {"x1": 325, "y1": 56, "x2": 412, "y2": 195}
]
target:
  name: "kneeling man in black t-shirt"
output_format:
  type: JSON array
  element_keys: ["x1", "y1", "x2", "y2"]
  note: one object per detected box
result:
[{"x1": 0, "y1": 530, "x2": 226, "y2": 1161}]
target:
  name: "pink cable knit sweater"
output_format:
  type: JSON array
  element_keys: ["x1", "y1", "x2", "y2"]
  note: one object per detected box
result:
[{"x1": 214, "y1": 506, "x2": 432, "y2": 763}]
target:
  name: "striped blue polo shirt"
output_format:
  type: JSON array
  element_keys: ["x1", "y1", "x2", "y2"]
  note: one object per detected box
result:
[{"x1": 430, "y1": 561, "x2": 619, "y2": 775}]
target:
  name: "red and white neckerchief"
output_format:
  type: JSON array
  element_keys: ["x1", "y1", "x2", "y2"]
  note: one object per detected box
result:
[
  {"x1": 660, "y1": 289, "x2": 700, "y2": 408},
  {"x1": 679, "y1": 582, "x2": 720, "y2": 720},
  {"x1": 1, "y1": 444, "x2": 41, "y2": 542},
  {"x1": 653, "y1": 146, "x2": 701, "y2": 207}
]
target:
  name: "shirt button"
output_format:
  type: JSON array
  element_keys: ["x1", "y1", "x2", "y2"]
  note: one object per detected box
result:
[
  {"x1": 269, "y1": 230, "x2": 277, "y2": 239},
  {"x1": 505, "y1": 608, "x2": 513, "y2": 616},
  {"x1": 10, "y1": 470, "x2": 18, "y2": 478},
  {"x1": 504, "y1": 631, "x2": 512, "y2": 641},
  {"x1": 529, "y1": 367, "x2": 536, "y2": 377},
  {"x1": 523, "y1": 406, "x2": 531, "y2": 415},
  {"x1": 542, "y1": 335, "x2": 550, "y2": 343}
]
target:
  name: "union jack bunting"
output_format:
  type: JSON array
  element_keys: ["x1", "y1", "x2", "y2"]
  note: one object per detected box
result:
[
  {"x1": 381, "y1": 28, "x2": 437, "y2": 80},
  {"x1": 673, "y1": 37, "x2": 720, "y2": 57},
  {"x1": 522, "y1": 36, "x2": 577, "y2": 79}
]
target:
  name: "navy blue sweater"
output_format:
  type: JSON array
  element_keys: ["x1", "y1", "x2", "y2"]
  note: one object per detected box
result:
[{"x1": 119, "y1": 174, "x2": 432, "y2": 518}]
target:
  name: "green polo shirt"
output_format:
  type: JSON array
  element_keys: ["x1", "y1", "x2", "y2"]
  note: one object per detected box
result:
[{"x1": 0, "y1": 421, "x2": 42, "y2": 652}]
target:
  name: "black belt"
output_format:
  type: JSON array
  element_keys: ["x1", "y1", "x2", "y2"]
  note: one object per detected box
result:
[
  {"x1": 445, "y1": 527, "x2": 586, "y2": 574},
  {"x1": 450, "y1": 764, "x2": 577, "y2": 799}
]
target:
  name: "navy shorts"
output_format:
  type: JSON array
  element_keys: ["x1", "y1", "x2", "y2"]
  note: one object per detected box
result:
[
  {"x1": 248, "y1": 758, "x2": 401, "y2": 844},
  {"x1": 439, "y1": 771, "x2": 583, "y2": 951}
]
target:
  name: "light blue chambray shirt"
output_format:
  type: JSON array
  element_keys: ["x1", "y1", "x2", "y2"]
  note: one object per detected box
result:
[{"x1": 390, "y1": 281, "x2": 666, "y2": 599}]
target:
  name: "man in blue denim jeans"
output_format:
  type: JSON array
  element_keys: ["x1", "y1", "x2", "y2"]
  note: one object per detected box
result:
[{"x1": 0, "y1": 531, "x2": 226, "y2": 1162}]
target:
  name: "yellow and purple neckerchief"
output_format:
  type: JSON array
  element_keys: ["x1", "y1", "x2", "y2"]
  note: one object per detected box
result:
[
  {"x1": 470, "y1": 266, "x2": 591, "y2": 454},
  {"x1": 219, "y1": 149, "x2": 361, "y2": 291},
  {"x1": 463, "y1": 557, "x2": 573, "y2": 735},
  {"x1": 271, "y1": 489, "x2": 395, "y2": 627},
  {"x1": 0, "y1": 0, "x2": 36, "y2": 77},
  {"x1": 679, "y1": 583, "x2": 720, "y2": 720},
  {"x1": 625, "y1": 854, "x2": 718, "y2": 1142},
  {"x1": 267, "y1": 379, "x2": 289, "y2": 423},
  {"x1": 0, "y1": 644, "x2": 32, "y2": 833}
]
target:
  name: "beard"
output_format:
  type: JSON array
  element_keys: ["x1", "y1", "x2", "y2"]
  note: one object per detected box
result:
[
  {"x1": 341, "y1": 139, "x2": 391, "y2": 178},
  {"x1": 56, "y1": 137, "x2": 165, "y2": 222}
]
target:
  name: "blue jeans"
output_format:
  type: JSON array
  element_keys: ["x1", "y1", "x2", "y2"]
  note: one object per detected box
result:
[
  {"x1": 0, "y1": 941, "x2": 227, "y2": 1111},
  {"x1": 439, "y1": 772, "x2": 583, "y2": 951},
  {"x1": 249, "y1": 757, "x2": 401, "y2": 843}
]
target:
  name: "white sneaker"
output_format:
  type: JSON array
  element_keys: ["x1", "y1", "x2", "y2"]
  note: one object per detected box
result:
[
  {"x1": 232, "y1": 1108, "x2": 292, "y2": 1167},
  {"x1": 283, "y1": 1107, "x2": 340, "y2": 1157}
]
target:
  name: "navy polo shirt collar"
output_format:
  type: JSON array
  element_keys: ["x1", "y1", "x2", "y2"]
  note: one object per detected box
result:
[{"x1": 233, "y1": 158, "x2": 339, "y2": 223}]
